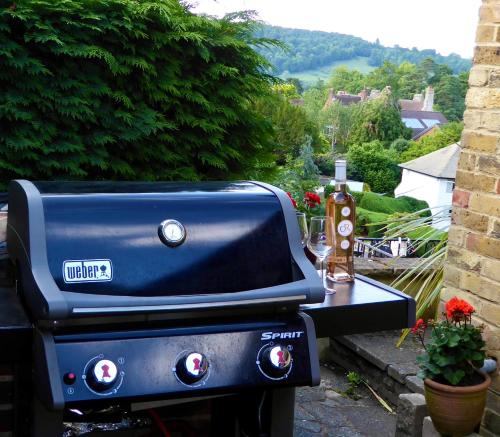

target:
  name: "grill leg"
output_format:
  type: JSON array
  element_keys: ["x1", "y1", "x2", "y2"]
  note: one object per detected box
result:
[
  {"x1": 32, "y1": 396, "x2": 63, "y2": 437},
  {"x1": 269, "y1": 387, "x2": 295, "y2": 437}
]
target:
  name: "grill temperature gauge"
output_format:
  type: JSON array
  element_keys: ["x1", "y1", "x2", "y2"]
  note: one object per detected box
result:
[{"x1": 159, "y1": 219, "x2": 186, "y2": 247}]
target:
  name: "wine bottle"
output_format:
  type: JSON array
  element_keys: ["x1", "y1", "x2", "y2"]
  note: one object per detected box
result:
[{"x1": 326, "y1": 160, "x2": 355, "y2": 282}]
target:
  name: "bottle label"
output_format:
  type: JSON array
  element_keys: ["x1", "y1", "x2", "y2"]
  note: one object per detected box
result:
[
  {"x1": 337, "y1": 220, "x2": 353, "y2": 237},
  {"x1": 331, "y1": 256, "x2": 347, "y2": 263},
  {"x1": 340, "y1": 240, "x2": 350, "y2": 250},
  {"x1": 341, "y1": 207, "x2": 351, "y2": 217}
]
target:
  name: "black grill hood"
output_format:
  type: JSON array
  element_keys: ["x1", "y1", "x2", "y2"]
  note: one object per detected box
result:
[{"x1": 8, "y1": 180, "x2": 324, "y2": 320}]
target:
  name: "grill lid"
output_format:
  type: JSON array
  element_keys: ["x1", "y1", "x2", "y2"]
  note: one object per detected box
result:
[{"x1": 8, "y1": 180, "x2": 324, "y2": 320}]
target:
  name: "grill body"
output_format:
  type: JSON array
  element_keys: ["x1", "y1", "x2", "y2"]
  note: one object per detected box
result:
[{"x1": 7, "y1": 180, "x2": 324, "y2": 436}]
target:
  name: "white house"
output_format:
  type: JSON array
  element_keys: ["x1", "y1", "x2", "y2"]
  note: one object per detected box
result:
[{"x1": 394, "y1": 143, "x2": 461, "y2": 230}]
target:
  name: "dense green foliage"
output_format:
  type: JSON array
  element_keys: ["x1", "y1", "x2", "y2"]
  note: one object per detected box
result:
[
  {"x1": 0, "y1": 0, "x2": 278, "y2": 185},
  {"x1": 347, "y1": 97, "x2": 412, "y2": 147},
  {"x1": 254, "y1": 85, "x2": 323, "y2": 164},
  {"x1": 324, "y1": 60, "x2": 468, "y2": 121},
  {"x1": 359, "y1": 192, "x2": 429, "y2": 216},
  {"x1": 327, "y1": 67, "x2": 365, "y2": 94},
  {"x1": 433, "y1": 73, "x2": 468, "y2": 121},
  {"x1": 356, "y1": 207, "x2": 388, "y2": 238},
  {"x1": 271, "y1": 140, "x2": 321, "y2": 211},
  {"x1": 255, "y1": 26, "x2": 471, "y2": 75},
  {"x1": 319, "y1": 100, "x2": 364, "y2": 152},
  {"x1": 400, "y1": 122, "x2": 464, "y2": 162},
  {"x1": 347, "y1": 141, "x2": 400, "y2": 193}
]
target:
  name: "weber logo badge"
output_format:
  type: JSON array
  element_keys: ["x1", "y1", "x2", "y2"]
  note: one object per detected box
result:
[{"x1": 63, "y1": 259, "x2": 113, "y2": 283}]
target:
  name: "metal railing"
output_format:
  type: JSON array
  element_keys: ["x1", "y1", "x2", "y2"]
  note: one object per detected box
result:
[{"x1": 354, "y1": 237, "x2": 442, "y2": 258}]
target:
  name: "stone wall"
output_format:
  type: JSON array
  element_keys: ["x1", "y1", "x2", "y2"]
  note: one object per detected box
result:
[{"x1": 443, "y1": 1, "x2": 500, "y2": 435}]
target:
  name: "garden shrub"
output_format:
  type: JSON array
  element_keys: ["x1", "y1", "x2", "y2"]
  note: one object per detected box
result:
[
  {"x1": 350, "y1": 190, "x2": 364, "y2": 206},
  {"x1": 359, "y1": 192, "x2": 429, "y2": 215},
  {"x1": 0, "y1": 0, "x2": 276, "y2": 187},
  {"x1": 356, "y1": 207, "x2": 388, "y2": 238}
]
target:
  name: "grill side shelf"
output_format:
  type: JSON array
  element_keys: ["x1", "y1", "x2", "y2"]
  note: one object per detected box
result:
[{"x1": 300, "y1": 275, "x2": 416, "y2": 338}]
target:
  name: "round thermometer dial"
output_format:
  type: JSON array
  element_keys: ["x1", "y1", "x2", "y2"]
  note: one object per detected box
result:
[{"x1": 159, "y1": 219, "x2": 186, "y2": 247}]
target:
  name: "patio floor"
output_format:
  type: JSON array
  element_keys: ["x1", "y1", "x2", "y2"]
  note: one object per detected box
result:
[{"x1": 294, "y1": 364, "x2": 396, "y2": 437}]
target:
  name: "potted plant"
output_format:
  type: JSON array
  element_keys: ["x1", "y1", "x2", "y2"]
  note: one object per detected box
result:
[{"x1": 412, "y1": 296, "x2": 491, "y2": 436}]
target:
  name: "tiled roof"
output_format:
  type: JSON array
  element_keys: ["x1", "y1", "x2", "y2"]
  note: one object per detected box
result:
[
  {"x1": 399, "y1": 143, "x2": 461, "y2": 179},
  {"x1": 335, "y1": 95, "x2": 362, "y2": 105},
  {"x1": 399, "y1": 99, "x2": 424, "y2": 111}
]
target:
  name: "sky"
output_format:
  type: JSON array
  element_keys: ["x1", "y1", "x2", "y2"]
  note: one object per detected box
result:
[{"x1": 191, "y1": 0, "x2": 481, "y2": 59}]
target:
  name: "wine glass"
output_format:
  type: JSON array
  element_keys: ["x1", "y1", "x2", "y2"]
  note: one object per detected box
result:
[
  {"x1": 307, "y1": 216, "x2": 335, "y2": 294},
  {"x1": 296, "y1": 212, "x2": 308, "y2": 247}
]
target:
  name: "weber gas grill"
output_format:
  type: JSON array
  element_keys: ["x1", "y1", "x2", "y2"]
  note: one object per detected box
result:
[
  {"x1": 4, "y1": 180, "x2": 415, "y2": 436},
  {"x1": 8, "y1": 180, "x2": 325, "y2": 436}
]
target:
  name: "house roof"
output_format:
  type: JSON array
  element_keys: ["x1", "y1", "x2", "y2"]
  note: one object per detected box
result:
[
  {"x1": 401, "y1": 110, "x2": 448, "y2": 140},
  {"x1": 399, "y1": 99, "x2": 424, "y2": 111},
  {"x1": 399, "y1": 143, "x2": 462, "y2": 179},
  {"x1": 335, "y1": 95, "x2": 362, "y2": 105},
  {"x1": 324, "y1": 89, "x2": 363, "y2": 108},
  {"x1": 412, "y1": 124, "x2": 440, "y2": 141}
]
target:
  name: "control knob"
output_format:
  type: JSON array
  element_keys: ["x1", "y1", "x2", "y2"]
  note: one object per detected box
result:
[
  {"x1": 86, "y1": 359, "x2": 118, "y2": 392},
  {"x1": 175, "y1": 352, "x2": 209, "y2": 385},
  {"x1": 258, "y1": 345, "x2": 292, "y2": 379}
]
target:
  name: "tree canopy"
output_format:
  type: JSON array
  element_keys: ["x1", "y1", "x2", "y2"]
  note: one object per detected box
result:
[
  {"x1": 0, "y1": 0, "x2": 278, "y2": 186},
  {"x1": 347, "y1": 97, "x2": 412, "y2": 147},
  {"x1": 400, "y1": 122, "x2": 464, "y2": 162},
  {"x1": 347, "y1": 141, "x2": 400, "y2": 193},
  {"x1": 255, "y1": 25, "x2": 471, "y2": 75}
]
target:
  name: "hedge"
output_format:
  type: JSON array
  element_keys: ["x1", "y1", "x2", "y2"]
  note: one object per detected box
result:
[
  {"x1": 0, "y1": 0, "x2": 276, "y2": 186},
  {"x1": 356, "y1": 207, "x2": 388, "y2": 238},
  {"x1": 359, "y1": 192, "x2": 429, "y2": 216}
]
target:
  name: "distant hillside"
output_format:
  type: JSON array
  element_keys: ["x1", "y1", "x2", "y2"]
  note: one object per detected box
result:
[
  {"x1": 278, "y1": 57, "x2": 375, "y2": 86},
  {"x1": 255, "y1": 25, "x2": 471, "y2": 76}
]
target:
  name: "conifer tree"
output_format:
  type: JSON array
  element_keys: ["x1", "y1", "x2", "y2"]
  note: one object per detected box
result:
[{"x1": 0, "y1": 0, "x2": 276, "y2": 186}]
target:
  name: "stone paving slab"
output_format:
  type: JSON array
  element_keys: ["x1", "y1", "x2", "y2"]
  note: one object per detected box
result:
[
  {"x1": 294, "y1": 364, "x2": 396, "y2": 436},
  {"x1": 335, "y1": 331, "x2": 426, "y2": 372}
]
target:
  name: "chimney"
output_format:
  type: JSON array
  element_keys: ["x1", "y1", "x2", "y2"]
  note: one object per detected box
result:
[
  {"x1": 422, "y1": 86, "x2": 434, "y2": 111},
  {"x1": 323, "y1": 88, "x2": 336, "y2": 109},
  {"x1": 413, "y1": 93, "x2": 423, "y2": 102},
  {"x1": 358, "y1": 88, "x2": 369, "y2": 101}
]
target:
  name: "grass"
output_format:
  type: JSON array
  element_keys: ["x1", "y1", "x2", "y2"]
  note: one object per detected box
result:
[{"x1": 280, "y1": 57, "x2": 375, "y2": 87}]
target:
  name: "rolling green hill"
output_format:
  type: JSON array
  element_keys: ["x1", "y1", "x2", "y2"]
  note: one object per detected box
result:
[
  {"x1": 278, "y1": 57, "x2": 374, "y2": 86},
  {"x1": 256, "y1": 25, "x2": 471, "y2": 78}
]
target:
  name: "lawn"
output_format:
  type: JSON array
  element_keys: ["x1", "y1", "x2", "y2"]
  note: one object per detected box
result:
[{"x1": 279, "y1": 57, "x2": 375, "y2": 87}]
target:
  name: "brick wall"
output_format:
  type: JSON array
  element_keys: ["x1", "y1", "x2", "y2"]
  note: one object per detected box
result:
[{"x1": 443, "y1": 1, "x2": 500, "y2": 435}]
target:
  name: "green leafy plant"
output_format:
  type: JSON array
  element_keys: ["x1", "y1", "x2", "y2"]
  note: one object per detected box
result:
[
  {"x1": 343, "y1": 370, "x2": 394, "y2": 412},
  {"x1": 344, "y1": 371, "x2": 362, "y2": 399},
  {"x1": 369, "y1": 206, "x2": 449, "y2": 346},
  {"x1": 413, "y1": 297, "x2": 486, "y2": 386}
]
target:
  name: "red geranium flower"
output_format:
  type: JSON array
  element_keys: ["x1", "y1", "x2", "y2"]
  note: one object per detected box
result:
[
  {"x1": 286, "y1": 192, "x2": 297, "y2": 208},
  {"x1": 411, "y1": 318, "x2": 426, "y2": 334},
  {"x1": 445, "y1": 296, "x2": 475, "y2": 322},
  {"x1": 304, "y1": 192, "x2": 321, "y2": 208}
]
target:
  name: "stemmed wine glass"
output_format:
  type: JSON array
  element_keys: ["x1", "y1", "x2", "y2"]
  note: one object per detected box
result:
[
  {"x1": 307, "y1": 216, "x2": 336, "y2": 294},
  {"x1": 296, "y1": 212, "x2": 308, "y2": 247}
]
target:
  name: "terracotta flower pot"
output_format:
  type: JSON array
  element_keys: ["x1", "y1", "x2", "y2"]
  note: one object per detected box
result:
[{"x1": 424, "y1": 371, "x2": 491, "y2": 437}]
